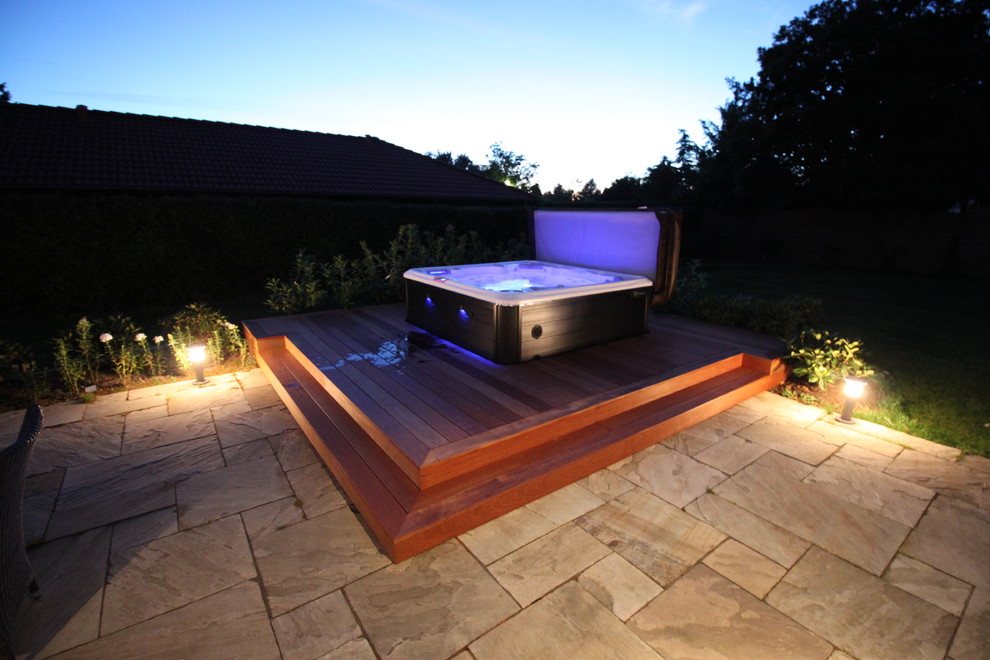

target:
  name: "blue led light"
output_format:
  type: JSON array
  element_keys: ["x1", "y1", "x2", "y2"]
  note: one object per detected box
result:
[
  {"x1": 425, "y1": 296, "x2": 434, "y2": 306},
  {"x1": 458, "y1": 306, "x2": 469, "y2": 319}
]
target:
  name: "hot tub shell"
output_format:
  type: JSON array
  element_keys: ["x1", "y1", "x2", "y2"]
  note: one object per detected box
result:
[{"x1": 404, "y1": 208, "x2": 681, "y2": 363}]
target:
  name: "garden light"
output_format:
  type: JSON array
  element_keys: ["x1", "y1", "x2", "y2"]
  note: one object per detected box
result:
[
  {"x1": 187, "y1": 343, "x2": 209, "y2": 385},
  {"x1": 837, "y1": 376, "x2": 867, "y2": 424}
]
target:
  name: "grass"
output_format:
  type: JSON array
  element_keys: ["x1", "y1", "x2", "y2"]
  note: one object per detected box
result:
[{"x1": 701, "y1": 263, "x2": 989, "y2": 456}]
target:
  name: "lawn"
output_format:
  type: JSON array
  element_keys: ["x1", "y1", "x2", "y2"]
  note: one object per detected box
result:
[{"x1": 700, "y1": 264, "x2": 989, "y2": 456}]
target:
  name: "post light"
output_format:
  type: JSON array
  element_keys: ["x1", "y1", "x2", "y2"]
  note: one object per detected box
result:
[
  {"x1": 837, "y1": 376, "x2": 867, "y2": 424},
  {"x1": 187, "y1": 344, "x2": 208, "y2": 385}
]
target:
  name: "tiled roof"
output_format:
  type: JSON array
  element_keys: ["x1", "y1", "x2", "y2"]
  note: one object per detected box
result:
[{"x1": 0, "y1": 103, "x2": 534, "y2": 204}]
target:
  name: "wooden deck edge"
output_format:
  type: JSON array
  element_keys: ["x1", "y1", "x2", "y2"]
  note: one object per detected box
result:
[
  {"x1": 244, "y1": 323, "x2": 425, "y2": 488},
  {"x1": 389, "y1": 364, "x2": 785, "y2": 561},
  {"x1": 417, "y1": 353, "x2": 749, "y2": 487},
  {"x1": 249, "y1": 320, "x2": 787, "y2": 562},
  {"x1": 251, "y1": 343, "x2": 409, "y2": 558}
]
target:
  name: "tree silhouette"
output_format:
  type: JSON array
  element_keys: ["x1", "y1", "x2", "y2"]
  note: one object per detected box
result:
[
  {"x1": 485, "y1": 143, "x2": 539, "y2": 191},
  {"x1": 702, "y1": 0, "x2": 990, "y2": 210},
  {"x1": 577, "y1": 179, "x2": 601, "y2": 201},
  {"x1": 428, "y1": 143, "x2": 539, "y2": 192}
]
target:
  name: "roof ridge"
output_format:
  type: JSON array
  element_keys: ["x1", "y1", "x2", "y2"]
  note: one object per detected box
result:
[
  {"x1": 3, "y1": 102, "x2": 372, "y2": 140},
  {"x1": 0, "y1": 103, "x2": 535, "y2": 203}
]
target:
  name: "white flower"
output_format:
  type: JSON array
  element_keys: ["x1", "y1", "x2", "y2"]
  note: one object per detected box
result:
[
  {"x1": 153, "y1": 335, "x2": 164, "y2": 344},
  {"x1": 99, "y1": 333, "x2": 113, "y2": 343},
  {"x1": 135, "y1": 332, "x2": 147, "y2": 342},
  {"x1": 224, "y1": 322, "x2": 237, "y2": 330}
]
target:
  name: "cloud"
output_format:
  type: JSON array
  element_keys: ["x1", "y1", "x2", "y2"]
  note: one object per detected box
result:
[{"x1": 641, "y1": 0, "x2": 707, "y2": 22}]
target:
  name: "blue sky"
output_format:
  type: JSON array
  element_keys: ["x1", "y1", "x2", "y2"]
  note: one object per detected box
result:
[{"x1": 2, "y1": 0, "x2": 817, "y2": 190}]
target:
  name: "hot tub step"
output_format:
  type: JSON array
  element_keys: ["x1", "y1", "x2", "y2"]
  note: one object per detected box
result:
[{"x1": 252, "y1": 335, "x2": 785, "y2": 561}]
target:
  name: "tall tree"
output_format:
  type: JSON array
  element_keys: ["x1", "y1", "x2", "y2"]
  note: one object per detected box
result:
[
  {"x1": 703, "y1": 0, "x2": 990, "y2": 209},
  {"x1": 0, "y1": 83, "x2": 10, "y2": 103}
]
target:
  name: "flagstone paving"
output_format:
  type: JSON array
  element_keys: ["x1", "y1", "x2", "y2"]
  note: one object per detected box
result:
[{"x1": 4, "y1": 372, "x2": 988, "y2": 659}]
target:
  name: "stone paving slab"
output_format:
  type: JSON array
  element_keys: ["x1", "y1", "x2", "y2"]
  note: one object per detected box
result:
[
  {"x1": 804, "y1": 454, "x2": 934, "y2": 526},
  {"x1": 630, "y1": 564, "x2": 833, "y2": 659},
  {"x1": 46, "y1": 435, "x2": 224, "y2": 539},
  {"x1": 489, "y1": 523, "x2": 611, "y2": 607},
  {"x1": 768, "y1": 547, "x2": 958, "y2": 660},
  {"x1": 577, "y1": 487, "x2": 726, "y2": 586},
  {"x1": 6, "y1": 372, "x2": 989, "y2": 659},
  {"x1": 347, "y1": 541, "x2": 519, "y2": 660},
  {"x1": 56, "y1": 581, "x2": 280, "y2": 660},
  {"x1": 101, "y1": 515, "x2": 256, "y2": 634},
  {"x1": 715, "y1": 451, "x2": 911, "y2": 575},
  {"x1": 612, "y1": 443, "x2": 727, "y2": 508},
  {"x1": 900, "y1": 494, "x2": 990, "y2": 588},
  {"x1": 470, "y1": 581, "x2": 661, "y2": 660}
]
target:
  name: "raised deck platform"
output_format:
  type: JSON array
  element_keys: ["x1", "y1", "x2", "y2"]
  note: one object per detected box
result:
[{"x1": 244, "y1": 303, "x2": 787, "y2": 561}]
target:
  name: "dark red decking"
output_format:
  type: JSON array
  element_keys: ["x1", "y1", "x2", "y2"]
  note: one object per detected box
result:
[{"x1": 244, "y1": 303, "x2": 787, "y2": 561}]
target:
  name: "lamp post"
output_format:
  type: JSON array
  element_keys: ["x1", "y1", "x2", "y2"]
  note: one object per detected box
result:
[
  {"x1": 837, "y1": 376, "x2": 867, "y2": 424},
  {"x1": 187, "y1": 344, "x2": 209, "y2": 386}
]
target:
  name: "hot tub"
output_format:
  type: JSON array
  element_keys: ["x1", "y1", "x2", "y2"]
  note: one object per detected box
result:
[
  {"x1": 403, "y1": 209, "x2": 682, "y2": 364},
  {"x1": 405, "y1": 261, "x2": 654, "y2": 363}
]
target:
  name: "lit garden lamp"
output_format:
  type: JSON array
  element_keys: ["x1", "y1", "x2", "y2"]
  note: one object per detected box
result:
[
  {"x1": 187, "y1": 343, "x2": 209, "y2": 386},
  {"x1": 837, "y1": 376, "x2": 867, "y2": 424}
]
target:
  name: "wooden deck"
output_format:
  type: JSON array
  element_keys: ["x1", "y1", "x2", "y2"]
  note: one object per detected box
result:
[{"x1": 243, "y1": 303, "x2": 787, "y2": 561}]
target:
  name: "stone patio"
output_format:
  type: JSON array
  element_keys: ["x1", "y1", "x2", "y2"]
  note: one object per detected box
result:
[{"x1": 1, "y1": 369, "x2": 988, "y2": 659}]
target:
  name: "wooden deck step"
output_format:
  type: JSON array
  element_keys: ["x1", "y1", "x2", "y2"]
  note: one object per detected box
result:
[{"x1": 253, "y1": 335, "x2": 786, "y2": 561}]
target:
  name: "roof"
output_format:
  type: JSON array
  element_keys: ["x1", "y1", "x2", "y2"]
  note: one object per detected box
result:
[{"x1": 0, "y1": 103, "x2": 534, "y2": 204}]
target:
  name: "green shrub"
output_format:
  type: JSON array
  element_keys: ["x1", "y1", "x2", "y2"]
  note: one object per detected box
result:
[
  {"x1": 264, "y1": 251, "x2": 329, "y2": 315},
  {"x1": 665, "y1": 260, "x2": 823, "y2": 338},
  {"x1": 0, "y1": 340, "x2": 46, "y2": 402},
  {"x1": 265, "y1": 224, "x2": 528, "y2": 314},
  {"x1": 688, "y1": 294, "x2": 824, "y2": 338},
  {"x1": 784, "y1": 329, "x2": 875, "y2": 389},
  {"x1": 41, "y1": 304, "x2": 254, "y2": 397},
  {"x1": 665, "y1": 259, "x2": 709, "y2": 314},
  {"x1": 53, "y1": 317, "x2": 103, "y2": 396},
  {"x1": 164, "y1": 303, "x2": 253, "y2": 373}
]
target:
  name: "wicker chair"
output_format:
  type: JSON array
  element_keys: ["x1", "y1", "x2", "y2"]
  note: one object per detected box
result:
[{"x1": 0, "y1": 404, "x2": 43, "y2": 659}]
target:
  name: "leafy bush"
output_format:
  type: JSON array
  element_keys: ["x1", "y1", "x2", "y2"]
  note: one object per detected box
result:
[
  {"x1": 666, "y1": 261, "x2": 823, "y2": 338},
  {"x1": 164, "y1": 303, "x2": 252, "y2": 373},
  {"x1": 38, "y1": 304, "x2": 253, "y2": 399},
  {"x1": 784, "y1": 329, "x2": 875, "y2": 389},
  {"x1": 687, "y1": 294, "x2": 824, "y2": 338},
  {"x1": 0, "y1": 340, "x2": 46, "y2": 403},
  {"x1": 266, "y1": 224, "x2": 528, "y2": 314}
]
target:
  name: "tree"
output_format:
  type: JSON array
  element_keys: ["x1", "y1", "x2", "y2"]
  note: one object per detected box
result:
[
  {"x1": 0, "y1": 83, "x2": 10, "y2": 103},
  {"x1": 577, "y1": 179, "x2": 601, "y2": 202},
  {"x1": 485, "y1": 143, "x2": 539, "y2": 191},
  {"x1": 427, "y1": 151, "x2": 484, "y2": 176},
  {"x1": 643, "y1": 157, "x2": 685, "y2": 202},
  {"x1": 601, "y1": 176, "x2": 644, "y2": 202},
  {"x1": 702, "y1": 0, "x2": 990, "y2": 210},
  {"x1": 542, "y1": 184, "x2": 575, "y2": 203},
  {"x1": 428, "y1": 143, "x2": 539, "y2": 192}
]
